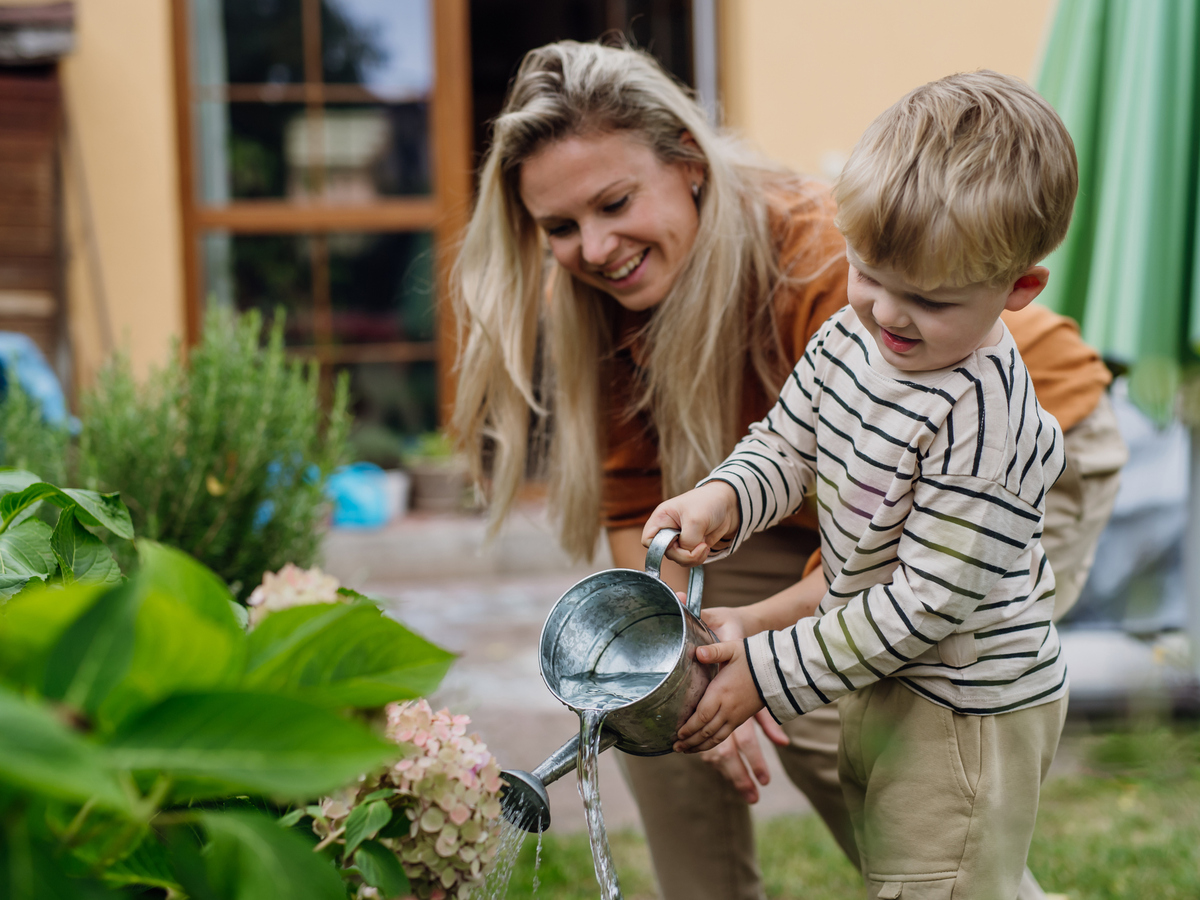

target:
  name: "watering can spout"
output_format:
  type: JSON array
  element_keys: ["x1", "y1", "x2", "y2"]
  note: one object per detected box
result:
[{"x1": 500, "y1": 729, "x2": 621, "y2": 832}]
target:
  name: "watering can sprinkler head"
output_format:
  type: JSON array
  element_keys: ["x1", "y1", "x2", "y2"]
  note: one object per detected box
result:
[
  {"x1": 499, "y1": 769, "x2": 551, "y2": 833},
  {"x1": 499, "y1": 729, "x2": 621, "y2": 833}
]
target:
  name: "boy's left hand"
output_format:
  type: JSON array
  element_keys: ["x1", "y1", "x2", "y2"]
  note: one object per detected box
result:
[{"x1": 674, "y1": 639, "x2": 765, "y2": 753}]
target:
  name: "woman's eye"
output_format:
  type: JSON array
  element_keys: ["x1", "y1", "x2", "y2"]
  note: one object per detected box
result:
[
  {"x1": 546, "y1": 222, "x2": 575, "y2": 238},
  {"x1": 602, "y1": 196, "x2": 629, "y2": 214}
]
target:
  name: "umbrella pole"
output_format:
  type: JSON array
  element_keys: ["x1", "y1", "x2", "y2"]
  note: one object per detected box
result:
[{"x1": 1186, "y1": 428, "x2": 1200, "y2": 683}]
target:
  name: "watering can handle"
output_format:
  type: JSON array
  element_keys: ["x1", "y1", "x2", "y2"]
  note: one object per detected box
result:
[{"x1": 645, "y1": 528, "x2": 705, "y2": 619}]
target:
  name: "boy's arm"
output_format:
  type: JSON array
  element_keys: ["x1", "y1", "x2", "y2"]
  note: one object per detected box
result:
[
  {"x1": 747, "y1": 473, "x2": 1050, "y2": 722},
  {"x1": 650, "y1": 328, "x2": 829, "y2": 566}
]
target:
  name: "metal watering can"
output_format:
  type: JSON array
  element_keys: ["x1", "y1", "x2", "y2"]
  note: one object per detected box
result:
[{"x1": 499, "y1": 528, "x2": 718, "y2": 832}]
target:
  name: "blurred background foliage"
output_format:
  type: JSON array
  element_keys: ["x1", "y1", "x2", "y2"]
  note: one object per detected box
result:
[{"x1": 0, "y1": 308, "x2": 350, "y2": 598}]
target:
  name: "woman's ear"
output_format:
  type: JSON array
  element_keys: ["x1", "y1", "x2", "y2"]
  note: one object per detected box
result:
[
  {"x1": 678, "y1": 130, "x2": 707, "y2": 189},
  {"x1": 1004, "y1": 266, "x2": 1049, "y2": 312}
]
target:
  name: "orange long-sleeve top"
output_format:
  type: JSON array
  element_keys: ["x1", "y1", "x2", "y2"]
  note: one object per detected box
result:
[{"x1": 600, "y1": 179, "x2": 1111, "y2": 532}]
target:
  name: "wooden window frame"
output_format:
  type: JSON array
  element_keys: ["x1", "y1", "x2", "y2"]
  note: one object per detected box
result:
[{"x1": 169, "y1": 0, "x2": 472, "y2": 422}]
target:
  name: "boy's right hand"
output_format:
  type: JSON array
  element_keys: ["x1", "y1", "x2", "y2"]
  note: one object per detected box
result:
[{"x1": 642, "y1": 481, "x2": 741, "y2": 567}]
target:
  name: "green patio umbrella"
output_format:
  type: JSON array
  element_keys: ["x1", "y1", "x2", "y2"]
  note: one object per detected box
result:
[{"x1": 1035, "y1": 0, "x2": 1200, "y2": 676}]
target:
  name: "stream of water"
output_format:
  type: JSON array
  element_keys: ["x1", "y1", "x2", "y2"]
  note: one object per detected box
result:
[{"x1": 578, "y1": 707, "x2": 621, "y2": 900}]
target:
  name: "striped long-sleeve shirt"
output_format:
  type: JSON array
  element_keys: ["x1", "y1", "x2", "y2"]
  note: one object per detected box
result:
[{"x1": 704, "y1": 306, "x2": 1068, "y2": 718}]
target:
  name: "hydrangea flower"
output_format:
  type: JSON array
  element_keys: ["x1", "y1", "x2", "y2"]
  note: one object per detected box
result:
[
  {"x1": 246, "y1": 562, "x2": 342, "y2": 626},
  {"x1": 314, "y1": 700, "x2": 505, "y2": 899}
]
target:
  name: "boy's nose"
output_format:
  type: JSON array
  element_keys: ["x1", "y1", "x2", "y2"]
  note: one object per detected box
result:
[{"x1": 873, "y1": 295, "x2": 910, "y2": 329}]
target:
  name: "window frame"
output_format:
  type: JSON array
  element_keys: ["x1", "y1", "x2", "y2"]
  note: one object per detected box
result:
[{"x1": 170, "y1": 0, "x2": 472, "y2": 422}]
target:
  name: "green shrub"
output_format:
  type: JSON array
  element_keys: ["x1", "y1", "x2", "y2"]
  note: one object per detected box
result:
[
  {"x1": 77, "y1": 308, "x2": 350, "y2": 596},
  {"x1": 0, "y1": 382, "x2": 69, "y2": 487}
]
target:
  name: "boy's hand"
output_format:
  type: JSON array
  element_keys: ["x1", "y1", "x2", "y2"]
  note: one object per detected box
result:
[
  {"x1": 642, "y1": 481, "x2": 741, "y2": 566},
  {"x1": 674, "y1": 639, "x2": 764, "y2": 753}
]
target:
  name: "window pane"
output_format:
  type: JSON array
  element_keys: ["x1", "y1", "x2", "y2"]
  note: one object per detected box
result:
[
  {"x1": 203, "y1": 233, "x2": 315, "y2": 345},
  {"x1": 341, "y1": 360, "x2": 438, "y2": 439},
  {"x1": 321, "y1": 0, "x2": 433, "y2": 100},
  {"x1": 328, "y1": 232, "x2": 435, "y2": 344},
  {"x1": 222, "y1": 0, "x2": 304, "y2": 85},
  {"x1": 310, "y1": 104, "x2": 430, "y2": 198},
  {"x1": 196, "y1": 103, "x2": 429, "y2": 202}
]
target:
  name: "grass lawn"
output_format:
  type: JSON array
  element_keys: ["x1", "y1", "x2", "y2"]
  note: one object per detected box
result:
[{"x1": 497, "y1": 720, "x2": 1200, "y2": 899}]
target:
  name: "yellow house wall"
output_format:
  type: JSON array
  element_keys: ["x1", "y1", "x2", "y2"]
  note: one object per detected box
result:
[
  {"x1": 719, "y1": 0, "x2": 1057, "y2": 178},
  {"x1": 59, "y1": 0, "x2": 183, "y2": 387}
]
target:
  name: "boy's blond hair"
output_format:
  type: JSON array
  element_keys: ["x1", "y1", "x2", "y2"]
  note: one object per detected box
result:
[{"x1": 834, "y1": 70, "x2": 1077, "y2": 290}]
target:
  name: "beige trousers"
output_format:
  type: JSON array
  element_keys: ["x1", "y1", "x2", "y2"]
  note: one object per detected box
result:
[
  {"x1": 620, "y1": 394, "x2": 1122, "y2": 900},
  {"x1": 839, "y1": 680, "x2": 1067, "y2": 900}
]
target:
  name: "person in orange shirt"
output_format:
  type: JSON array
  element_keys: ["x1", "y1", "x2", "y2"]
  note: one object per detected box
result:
[{"x1": 452, "y1": 40, "x2": 1124, "y2": 900}]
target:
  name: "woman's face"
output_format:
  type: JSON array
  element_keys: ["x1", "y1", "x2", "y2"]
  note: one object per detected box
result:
[{"x1": 518, "y1": 131, "x2": 704, "y2": 312}]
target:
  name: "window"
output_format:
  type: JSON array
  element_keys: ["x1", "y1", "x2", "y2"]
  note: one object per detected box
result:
[{"x1": 173, "y1": 0, "x2": 470, "y2": 438}]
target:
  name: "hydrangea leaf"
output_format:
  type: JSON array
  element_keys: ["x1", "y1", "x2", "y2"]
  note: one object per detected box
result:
[
  {"x1": 0, "y1": 684, "x2": 128, "y2": 811},
  {"x1": 243, "y1": 600, "x2": 455, "y2": 708},
  {"x1": 178, "y1": 810, "x2": 346, "y2": 900},
  {"x1": 104, "y1": 691, "x2": 396, "y2": 802},
  {"x1": 343, "y1": 799, "x2": 394, "y2": 856},
  {"x1": 0, "y1": 518, "x2": 56, "y2": 598},
  {"x1": 51, "y1": 510, "x2": 123, "y2": 587},
  {"x1": 354, "y1": 840, "x2": 410, "y2": 899}
]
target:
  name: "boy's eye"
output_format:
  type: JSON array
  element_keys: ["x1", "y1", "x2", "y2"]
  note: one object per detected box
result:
[
  {"x1": 913, "y1": 297, "x2": 951, "y2": 311},
  {"x1": 855, "y1": 270, "x2": 879, "y2": 285},
  {"x1": 602, "y1": 196, "x2": 629, "y2": 214}
]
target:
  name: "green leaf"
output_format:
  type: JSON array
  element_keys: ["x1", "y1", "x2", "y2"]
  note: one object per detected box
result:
[
  {"x1": 0, "y1": 581, "x2": 107, "y2": 687},
  {"x1": 275, "y1": 808, "x2": 306, "y2": 828},
  {"x1": 137, "y1": 542, "x2": 241, "y2": 633},
  {"x1": 38, "y1": 547, "x2": 246, "y2": 731},
  {"x1": 60, "y1": 490, "x2": 135, "y2": 540},
  {"x1": 105, "y1": 691, "x2": 396, "y2": 802},
  {"x1": 41, "y1": 581, "x2": 140, "y2": 714},
  {"x1": 244, "y1": 600, "x2": 455, "y2": 708},
  {"x1": 343, "y1": 799, "x2": 393, "y2": 856},
  {"x1": 0, "y1": 468, "x2": 43, "y2": 496},
  {"x1": 0, "y1": 518, "x2": 56, "y2": 598},
  {"x1": 94, "y1": 586, "x2": 246, "y2": 731},
  {"x1": 0, "y1": 482, "x2": 60, "y2": 530},
  {"x1": 0, "y1": 684, "x2": 127, "y2": 810},
  {"x1": 98, "y1": 833, "x2": 178, "y2": 890},
  {"x1": 51, "y1": 510, "x2": 123, "y2": 587},
  {"x1": 354, "y1": 840, "x2": 410, "y2": 899},
  {"x1": 1, "y1": 814, "x2": 122, "y2": 900},
  {"x1": 174, "y1": 810, "x2": 346, "y2": 900}
]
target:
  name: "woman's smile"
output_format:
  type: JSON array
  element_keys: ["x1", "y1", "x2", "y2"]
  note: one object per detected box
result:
[{"x1": 599, "y1": 248, "x2": 650, "y2": 284}]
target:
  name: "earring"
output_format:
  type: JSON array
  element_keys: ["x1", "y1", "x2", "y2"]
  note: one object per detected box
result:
[{"x1": 691, "y1": 182, "x2": 700, "y2": 198}]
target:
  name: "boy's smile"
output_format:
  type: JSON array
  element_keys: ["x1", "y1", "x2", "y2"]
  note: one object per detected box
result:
[{"x1": 845, "y1": 247, "x2": 1047, "y2": 372}]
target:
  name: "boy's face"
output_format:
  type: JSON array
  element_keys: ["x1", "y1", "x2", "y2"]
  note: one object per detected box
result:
[{"x1": 846, "y1": 248, "x2": 1016, "y2": 372}]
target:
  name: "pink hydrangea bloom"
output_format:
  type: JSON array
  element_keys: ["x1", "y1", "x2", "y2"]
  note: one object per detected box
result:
[
  {"x1": 246, "y1": 563, "x2": 342, "y2": 627},
  {"x1": 315, "y1": 699, "x2": 506, "y2": 900}
]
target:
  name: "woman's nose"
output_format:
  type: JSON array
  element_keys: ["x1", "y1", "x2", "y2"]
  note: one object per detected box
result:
[{"x1": 580, "y1": 222, "x2": 618, "y2": 267}]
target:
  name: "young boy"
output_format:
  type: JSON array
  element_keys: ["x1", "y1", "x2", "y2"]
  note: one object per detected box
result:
[{"x1": 643, "y1": 71, "x2": 1076, "y2": 899}]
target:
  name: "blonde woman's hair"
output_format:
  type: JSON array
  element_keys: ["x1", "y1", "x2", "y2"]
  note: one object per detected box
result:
[
  {"x1": 451, "y1": 40, "x2": 807, "y2": 559},
  {"x1": 835, "y1": 70, "x2": 1078, "y2": 290}
]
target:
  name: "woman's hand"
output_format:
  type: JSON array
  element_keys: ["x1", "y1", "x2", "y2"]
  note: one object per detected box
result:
[
  {"x1": 698, "y1": 714, "x2": 789, "y2": 803},
  {"x1": 642, "y1": 481, "x2": 741, "y2": 566}
]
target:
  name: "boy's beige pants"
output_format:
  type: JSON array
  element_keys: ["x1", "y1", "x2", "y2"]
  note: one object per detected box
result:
[
  {"x1": 839, "y1": 679, "x2": 1067, "y2": 900},
  {"x1": 619, "y1": 395, "x2": 1121, "y2": 900}
]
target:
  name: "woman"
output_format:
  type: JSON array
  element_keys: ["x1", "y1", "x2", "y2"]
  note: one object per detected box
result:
[{"x1": 452, "y1": 41, "x2": 1123, "y2": 900}]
